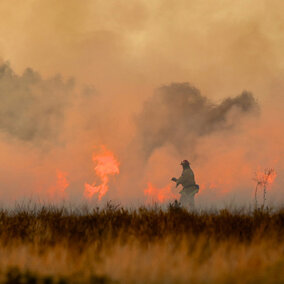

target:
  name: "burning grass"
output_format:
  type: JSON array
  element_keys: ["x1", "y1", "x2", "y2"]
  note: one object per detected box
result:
[{"x1": 0, "y1": 203, "x2": 283, "y2": 283}]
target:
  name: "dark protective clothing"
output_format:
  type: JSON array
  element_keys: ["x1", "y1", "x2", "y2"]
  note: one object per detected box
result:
[{"x1": 176, "y1": 167, "x2": 199, "y2": 210}]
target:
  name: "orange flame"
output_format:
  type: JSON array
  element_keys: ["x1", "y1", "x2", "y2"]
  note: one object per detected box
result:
[
  {"x1": 48, "y1": 170, "x2": 69, "y2": 200},
  {"x1": 84, "y1": 146, "x2": 120, "y2": 201},
  {"x1": 144, "y1": 183, "x2": 178, "y2": 204}
]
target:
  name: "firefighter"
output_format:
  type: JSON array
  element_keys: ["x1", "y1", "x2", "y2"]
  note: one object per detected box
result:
[{"x1": 171, "y1": 160, "x2": 199, "y2": 210}]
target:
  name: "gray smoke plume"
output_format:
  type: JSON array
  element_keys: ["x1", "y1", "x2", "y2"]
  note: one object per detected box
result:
[
  {"x1": 0, "y1": 63, "x2": 75, "y2": 144},
  {"x1": 135, "y1": 83, "x2": 258, "y2": 159}
]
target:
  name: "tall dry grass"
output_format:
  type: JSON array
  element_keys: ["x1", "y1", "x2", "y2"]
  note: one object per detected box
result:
[{"x1": 0, "y1": 203, "x2": 283, "y2": 283}]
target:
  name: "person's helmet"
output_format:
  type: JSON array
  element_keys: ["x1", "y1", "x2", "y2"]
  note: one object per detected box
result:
[{"x1": 180, "y1": 160, "x2": 190, "y2": 167}]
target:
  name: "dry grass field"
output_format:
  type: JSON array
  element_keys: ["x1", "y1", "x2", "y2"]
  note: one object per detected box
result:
[{"x1": 0, "y1": 203, "x2": 283, "y2": 283}]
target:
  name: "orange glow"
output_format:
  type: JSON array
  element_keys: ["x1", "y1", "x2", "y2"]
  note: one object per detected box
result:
[
  {"x1": 254, "y1": 168, "x2": 277, "y2": 189},
  {"x1": 84, "y1": 146, "x2": 120, "y2": 201},
  {"x1": 48, "y1": 170, "x2": 69, "y2": 200},
  {"x1": 144, "y1": 183, "x2": 178, "y2": 204}
]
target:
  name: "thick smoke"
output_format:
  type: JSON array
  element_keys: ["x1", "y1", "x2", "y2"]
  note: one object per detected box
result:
[
  {"x1": 0, "y1": 1, "x2": 283, "y2": 207},
  {"x1": 122, "y1": 82, "x2": 282, "y2": 207},
  {"x1": 114, "y1": 83, "x2": 264, "y2": 205},
  {"x1": 135, "y1": 83, "x2": 258, "y2": 160},
  {"x1": 0, "y1": 63, "x2": 75, "y2": 145},
  {"x1": 0, "y1": 64, "x2": 102, "y2": 203},
  {"x1": 0, "y1": 65, "x2": 282, "y2": 207}
]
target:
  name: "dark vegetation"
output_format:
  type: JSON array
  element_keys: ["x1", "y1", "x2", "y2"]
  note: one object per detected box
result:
[
  {"x1": 0, "y1": 203, "x2": 283, "y2": 283},
  {"x1": 1, "y1": 204, "x2": 284, "y2": 246}
]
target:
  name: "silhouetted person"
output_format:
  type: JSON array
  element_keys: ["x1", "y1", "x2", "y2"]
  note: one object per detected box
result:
[{"x1": 171, "y1": 160, "x2": 199, "y2": 210}]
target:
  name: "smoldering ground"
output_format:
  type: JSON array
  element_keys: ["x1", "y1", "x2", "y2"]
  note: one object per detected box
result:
[{"x1": 0, "y1": 63, "x2": 282, "y2": 207}]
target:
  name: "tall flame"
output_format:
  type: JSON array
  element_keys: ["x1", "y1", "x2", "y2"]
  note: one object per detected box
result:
[
  {"x1": 144, "y1": 183, "x2": 178, "y2": 204},
  {"x1": 84, "y1": 146, "x2": 120, "y2": 201}
]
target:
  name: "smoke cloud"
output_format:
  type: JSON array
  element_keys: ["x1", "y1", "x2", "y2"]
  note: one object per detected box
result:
[
  {"x1": 135, "y1": 83, "x2": 258, "y2": 159},
  {"x1": 0, "y1": 63, "x2": 282, "y2": 208},
  {"x1": 0, "y1": 1, "x2": 283, "y2": 207},
  {"x1": 0, "y1": 63, "x2": 75, "y2": 145}
]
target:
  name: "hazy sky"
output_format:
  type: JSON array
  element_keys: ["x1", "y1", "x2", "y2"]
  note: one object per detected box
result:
[
  {"x1": 1, "y1": 1, "x2": 284, "y2": 99},
  {"x1": 0, "y1": 0, "x2": 283, "y2": 206}
]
